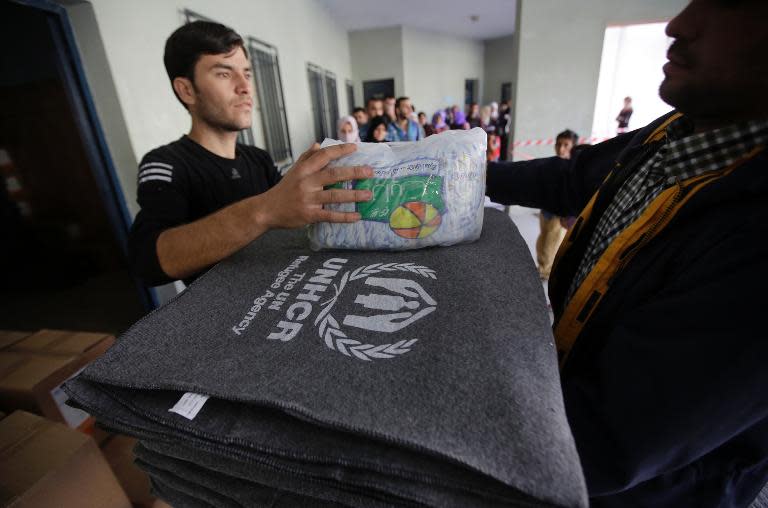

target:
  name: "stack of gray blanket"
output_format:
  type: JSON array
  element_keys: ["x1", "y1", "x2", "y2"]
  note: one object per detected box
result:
[{"x1": 65, "y1": 209, "x2": 588, "y2": 507}]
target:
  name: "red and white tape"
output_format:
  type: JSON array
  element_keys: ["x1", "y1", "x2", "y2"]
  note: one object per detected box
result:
[{"x1": 512, "y1": 136, "x2": 611, "y2": 147}]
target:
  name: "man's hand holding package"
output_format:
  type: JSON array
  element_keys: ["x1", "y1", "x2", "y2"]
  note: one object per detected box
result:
[
  {"x1": 156, "y1": 143, "x2": 372, "y2": 281},
  {"x1": 257, "y1": 142, "x2": 373, "y2": 229}
]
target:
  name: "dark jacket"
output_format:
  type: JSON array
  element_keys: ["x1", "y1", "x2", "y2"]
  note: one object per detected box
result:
[{"x1": 486, "y1": 112, "x2": 768, "y2": 507}]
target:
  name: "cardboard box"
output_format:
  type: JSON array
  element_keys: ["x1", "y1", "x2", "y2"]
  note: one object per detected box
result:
[
  {"x1": 0, "y1": 334, "x2": 113, "y2": 427},
  {"x1": 8, "y1": 329, "x2": 113, "y2": 356},
  {"x1": 79, "y1": 415, "x2": 113, "y2": 445},
  {"x1": 0, "y1": 410, "x2": 131, "y2": 508},
  {"x1": 0, "y1": 330, "x2": 32, "y2": 351},
  {"x1": 102, "y1": 435, "x2": 156, "y2": 507}
]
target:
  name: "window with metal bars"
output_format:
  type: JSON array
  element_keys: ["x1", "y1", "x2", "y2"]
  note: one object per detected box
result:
[
  {"x1": 345, "y1": 80, "x2": 355, "y2": 115},
  {"x1": 247, "y1": 37, "x2": 293, "y2": 169},
  {"x1": 307, "y1": 63, "x2": 339, "y2": 143}
]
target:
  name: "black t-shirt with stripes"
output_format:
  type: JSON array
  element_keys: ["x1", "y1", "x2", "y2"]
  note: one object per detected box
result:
[{"x1": 128, "y1": 135, "x2": 281, "y2": 286}]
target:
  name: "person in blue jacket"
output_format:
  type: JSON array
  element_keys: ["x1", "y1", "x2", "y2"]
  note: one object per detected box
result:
[
  {"x1": 387, "y1": 97, "x2": 423, "y2": 142},
  {"x1": 486, "y1": 1, "x2": 768, "y2": 506}
]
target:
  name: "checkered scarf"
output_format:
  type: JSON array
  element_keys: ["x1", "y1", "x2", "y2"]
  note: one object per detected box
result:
[{"x1": 566, "y1": 116, "x2": 768, "y2": 304}]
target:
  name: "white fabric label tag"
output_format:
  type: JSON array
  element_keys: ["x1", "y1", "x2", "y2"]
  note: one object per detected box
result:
[
  {"x1": 50, "y1": 366, "x2": 90, "y2": 428},
  {"x1": 168, "y1": 392, "x2": 209, "y2": 420}
]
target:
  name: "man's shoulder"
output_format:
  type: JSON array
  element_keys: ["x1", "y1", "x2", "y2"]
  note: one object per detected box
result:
[
  {"x1": 137, "y1": 137, "x2": 190, "y2": 187},
  {"x1": 139, "y1": 137, "x2": 191, "y2": 170}
]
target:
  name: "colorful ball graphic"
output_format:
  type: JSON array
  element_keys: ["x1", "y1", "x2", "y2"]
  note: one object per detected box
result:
[{"x1": 389, "y1": 201, "x2": 442, "y2": 239}]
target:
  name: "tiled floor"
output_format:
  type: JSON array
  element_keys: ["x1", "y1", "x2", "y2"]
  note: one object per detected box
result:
[
  {"x1": 499, "y1": 204, "x2": 554, "y2": 322},
  {"x1": 506, "y1": 205, "x2": 540, "y2": 262}
]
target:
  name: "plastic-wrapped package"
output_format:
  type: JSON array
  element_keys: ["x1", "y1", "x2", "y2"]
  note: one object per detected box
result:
[{"x1": 309, "y1": 127, "x2": 487, "y2": 251}]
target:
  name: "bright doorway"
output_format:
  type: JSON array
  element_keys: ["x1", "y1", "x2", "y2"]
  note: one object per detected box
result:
[{"x1": 591, "y1": 22, "x2": 673, "y2": 140}]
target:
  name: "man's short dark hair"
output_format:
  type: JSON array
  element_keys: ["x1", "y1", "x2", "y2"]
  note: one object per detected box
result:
[
  {"x1": 352, "y1": 107, "x2": 365, "y2": 114},
  {"x1": 366, "y1": 97, "x2": 383, "y2": 106},
  {"x1": 556, "y1": 129, "x2": 579, "y2": 144},
  {"x1": 163, "y1": 21, "x2": 246, "y2": 108},
  {"x1": 395, "y1": 96, "x2": 410, "y2": 108}
]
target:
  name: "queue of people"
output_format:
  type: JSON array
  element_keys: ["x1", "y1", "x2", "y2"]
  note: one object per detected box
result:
[{"x1": 344, "y1": 98, "x2": 512, "y2": 162}]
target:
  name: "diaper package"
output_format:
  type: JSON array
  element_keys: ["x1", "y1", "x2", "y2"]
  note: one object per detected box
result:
[{"x1": 309, "y1": 127, "x2": 487, "y2": 251}]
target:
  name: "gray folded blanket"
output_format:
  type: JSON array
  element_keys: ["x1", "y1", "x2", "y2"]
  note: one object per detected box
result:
[{"x1": 65, "y1": 209, "x2": 587, "y2": 507}]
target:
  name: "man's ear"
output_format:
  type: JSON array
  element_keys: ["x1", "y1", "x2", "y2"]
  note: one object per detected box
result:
[{"x1": 173, "y1": 77, "x2": 196, "y2": 108}]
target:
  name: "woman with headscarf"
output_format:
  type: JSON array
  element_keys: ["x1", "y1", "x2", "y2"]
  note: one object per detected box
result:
[
  {"x1": 444, "y1": 107, "x2": 455, "y2": 127},
  {"x1": 336, "y1": 115, "x2": 360, "y2": 143},
  {"x1": 426, "y1": 110, "x2": 448, "y2": 137},
  {"x1": 480, "y1": 105, "x2": 495, "y2": 133},
  {"x1": 364, "y1": 115, "x2": 389, "y2": 143},
  {"x1": 489, "y1": 101, "x2": 499, "y2": 121},
  {"x1": 450, "y1": 105, "x2": 468, "y2": 130}
]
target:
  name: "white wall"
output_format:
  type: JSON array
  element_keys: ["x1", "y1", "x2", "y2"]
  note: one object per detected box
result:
[
  {"x1": 349, "y1": 26, "x2": 484, "y2": 118},
  {"x1": 401, "y1": 26, "x2": 484, "y2": 118},
  {"x1": 483, "y1": 34, "x2": 516, "y2": 105},
  {"x1": 65, "y1": 1, "x2": 139, "y2": 219},
  {"x1": 512, "y1": 0, "x2": 686, "y2": 159},
  {"x1": 349, "y1": 26, "x2": 404, "y2": 107},
  {"x1": 68, "y1": 0, "x2": 352, "y2": 217}
]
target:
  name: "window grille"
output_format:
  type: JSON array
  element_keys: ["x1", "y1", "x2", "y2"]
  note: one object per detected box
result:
[
  {"x1": 307, "y1": 63, "x2": 339, "y2": 142},
  {"x1": 248, "y1": 37, "x2": 293, "y2": 168},
  {"x1": 345, "y1": 80, "x2": 355, "y2": 114}
]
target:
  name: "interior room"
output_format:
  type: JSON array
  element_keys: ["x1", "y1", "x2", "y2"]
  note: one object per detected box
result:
[{"x1": 1, "y1": 1, "x2": 766, "y2": 507}]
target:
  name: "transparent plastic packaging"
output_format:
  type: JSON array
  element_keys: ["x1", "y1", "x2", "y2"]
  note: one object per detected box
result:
[{"x1": 309, "y1": 127, "x2": 487, "y2": 251}]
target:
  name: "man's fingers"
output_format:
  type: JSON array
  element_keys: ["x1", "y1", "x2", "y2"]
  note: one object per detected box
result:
[
  {"x1": 296, "y1": 143, "x2": 321, "y2": 164},
  {"x1": 315, "y1": 188, "x2": 372, "y2": 205},
  {"x1": 284, "y1": 143, "x2": 321, "y2": 176},
  {"x1": 305, "y1": 143, "x2": 357, "y2": 171},
  {"x1": 316, "y1": 165, "x2": 373, "y2": 186},
  {"x1": 314, "y1": 210, "x2": 363, "y2": 224},
  {"x1": 321, "y1": 142, "x2": 357, "y2": 158}
]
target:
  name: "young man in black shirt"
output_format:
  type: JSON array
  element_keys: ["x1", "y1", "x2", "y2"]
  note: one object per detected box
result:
[{"x1": 129, "y1": 22, "x2": 372, "y2": 286}]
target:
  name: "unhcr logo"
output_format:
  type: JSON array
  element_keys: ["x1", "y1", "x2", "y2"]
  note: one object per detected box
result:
[
  {"x1": 343, "y1": 276, "x2": 436, "y2": 333},
  {"x1": 312, "y1": 262, "x2": 437, "y2": 361},
  {"x1": 263, "y1": 258, "x2": 437, "y2": 361}
]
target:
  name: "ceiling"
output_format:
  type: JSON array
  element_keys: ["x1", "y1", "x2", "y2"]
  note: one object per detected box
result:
[{"x1": 316, "y1": 0, "x2": 517, "y2": 41}]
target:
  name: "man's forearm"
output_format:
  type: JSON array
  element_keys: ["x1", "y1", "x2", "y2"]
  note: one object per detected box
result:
[
  {"x1": 486, "y1": 157, "x2": 572, "y2": 211},
  {"x1": 153, "y1": 143, "x2": 373, "y2": 282},
  {"x1": 156, "y1": 193, "x2": 270, "y2": 280}
]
